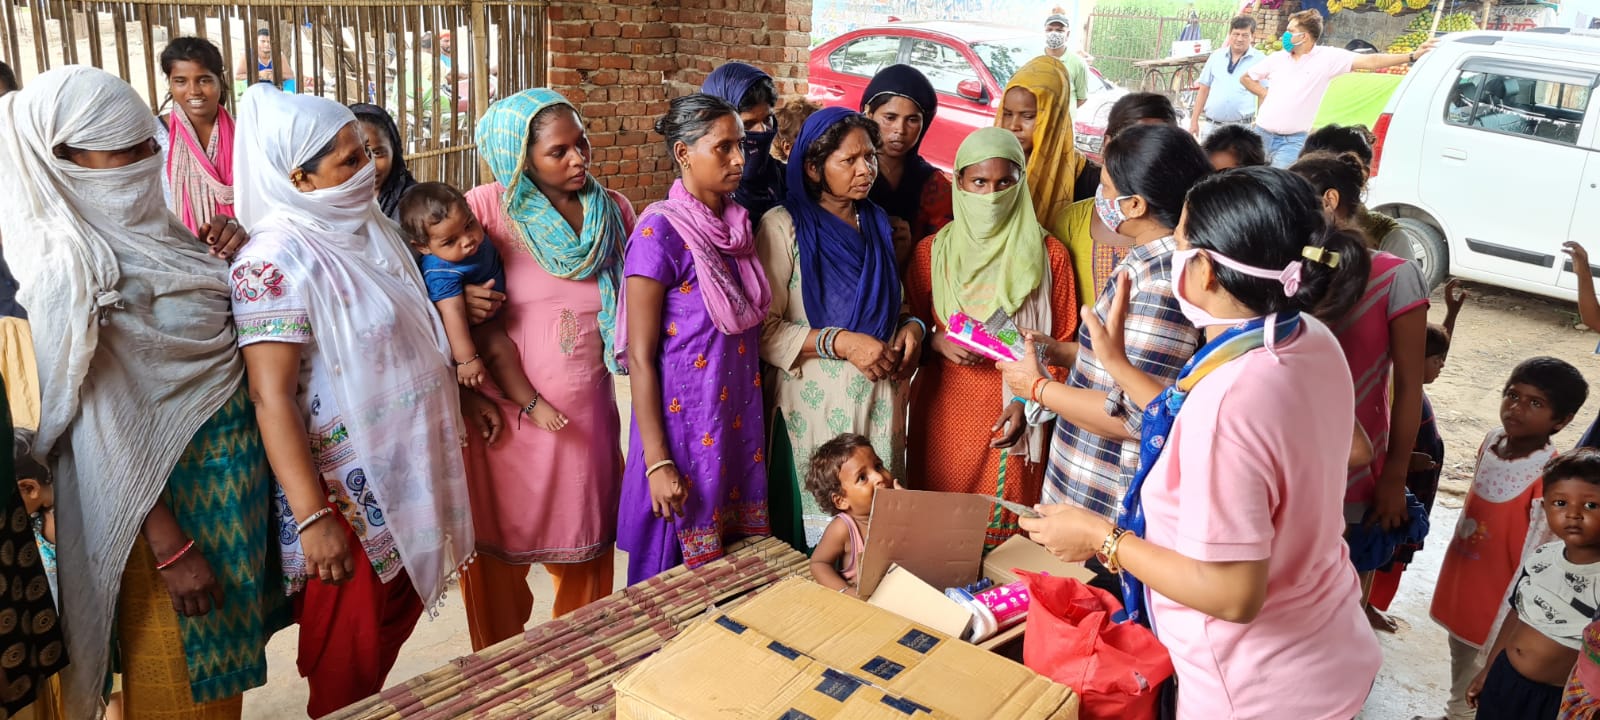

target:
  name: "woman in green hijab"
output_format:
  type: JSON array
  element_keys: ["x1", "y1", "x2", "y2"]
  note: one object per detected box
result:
[{"x1": 907, "y1": 127, "x2": 1079, "y2": 550}]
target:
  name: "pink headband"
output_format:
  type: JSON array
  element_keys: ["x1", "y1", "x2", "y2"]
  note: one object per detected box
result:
[{"x1": 1202, "y1": 246, "x2": 1340, "y2": 297}]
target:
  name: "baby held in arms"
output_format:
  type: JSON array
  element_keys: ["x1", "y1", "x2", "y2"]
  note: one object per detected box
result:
[
  {"x1": 400, "y1": 182, "x2": 567, "y2": 430},
  {"x1": 806, "y1": 433, "x2": 900, "y2": 596}
]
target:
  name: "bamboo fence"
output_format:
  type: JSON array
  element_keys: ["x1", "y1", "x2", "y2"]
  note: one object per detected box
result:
[{"x1": 0, "y1": 0, "x2": 548, "y2": 186}]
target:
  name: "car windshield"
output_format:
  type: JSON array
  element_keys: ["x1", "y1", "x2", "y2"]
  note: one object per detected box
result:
[{"x1": 970, "y1": 37, "x2": 1038, "y2": 87}]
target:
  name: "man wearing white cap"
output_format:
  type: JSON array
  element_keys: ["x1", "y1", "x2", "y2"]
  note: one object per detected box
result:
[{"x1": 1044, "y1": 11, "x2": 1089, "y2": 107}]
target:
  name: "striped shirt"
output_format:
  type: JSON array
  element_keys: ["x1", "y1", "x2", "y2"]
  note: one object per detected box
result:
[{"x1": 1044, "y1": 236, "x2": 1204, "y2": 519}]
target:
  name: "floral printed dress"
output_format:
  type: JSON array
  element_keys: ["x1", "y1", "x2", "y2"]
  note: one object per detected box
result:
[
  {"x1": 230, "y1": 240, "x2": 402, "y2": 594},
  {"x1": 617, "y1": 214, "x2": 769, "y2": 584},
  {"x1": 756, "y1": 207, "x2": 909, "y2": 551}
]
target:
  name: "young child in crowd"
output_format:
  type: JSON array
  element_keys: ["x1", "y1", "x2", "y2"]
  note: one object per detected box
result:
[
  {"x1": 806, "y1": 433, "x2": 898, "y2": 595},
  {"x1": 1369, "y1": 281, "x2": 1469, "y2": 630},
  {"x1": 772, "y1": 97, "x2": 820, "y2": 167},
  {"x1": 12, "y1": 430, "x2": 54, "y2": 606},
  {"x1": 1201, "y1": 123, "x2": 1268, "y2": 170},
  {"x1": 1432, "y1": 356, "x2": 1589, "y2": 720},
  {"x1": 399, "y1": 182, "x2": 567, "y2": 430},
  {"x1": 1468, "y1": 448, "x2": 1600, "y2": 719}
]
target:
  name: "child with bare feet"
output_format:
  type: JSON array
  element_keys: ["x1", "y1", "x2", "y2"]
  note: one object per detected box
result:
[
  {"x1": 1468, "y1": 448, "x2": 1600, "y2": 719},
  {"x1": 1430, "y1": 357, "x2": 1588, "y2": 720},
  {"x1": 805, "y1": 433, "x2": 899, "y2": 596},
  {"x1": 400, "y1": 182, "x2": 567, "y2": 430}
]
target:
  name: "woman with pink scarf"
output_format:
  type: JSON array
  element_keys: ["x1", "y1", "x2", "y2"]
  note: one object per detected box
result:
[
  {"x1": 159, "y1": 37, "x2": 237, "y2": 242},
  {"x1": 618, "y1": 94, "x2": 773, "y2": 584}
]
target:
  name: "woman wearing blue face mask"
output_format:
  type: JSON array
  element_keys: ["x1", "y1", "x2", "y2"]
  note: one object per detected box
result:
[
  {"x1": 1000, "y1": 123, "x2": 1208, "y2": 530},
  {"x1": 702, "y1": 63, "x2": 784, "y2": 222},
  {"x1": 1002, "y1": 165, "x2": 1380, "y2": 719}
]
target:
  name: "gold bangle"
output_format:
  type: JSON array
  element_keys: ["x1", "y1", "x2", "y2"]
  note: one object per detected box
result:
[{"x1": 1100, "y1": 527, "x2": 1129, "y2": 574}]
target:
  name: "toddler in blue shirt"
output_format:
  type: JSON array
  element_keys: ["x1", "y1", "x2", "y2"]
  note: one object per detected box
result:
[{"x1": 401, "y1": 182, "x2": 567, "y2": 430}]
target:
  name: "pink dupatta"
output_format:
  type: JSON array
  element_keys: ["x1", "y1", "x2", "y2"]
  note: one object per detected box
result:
[
  {"x1": 166, "y1": 106, "x2": 235, "y2": 233},
  {"x1": 614, "y1": 180, "x2": 772, "y2": 369}
]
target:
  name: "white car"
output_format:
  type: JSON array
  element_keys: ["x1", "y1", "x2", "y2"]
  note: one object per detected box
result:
[{"x1": 1367, "y1": 28, "x2": 1600, "y2": 298}]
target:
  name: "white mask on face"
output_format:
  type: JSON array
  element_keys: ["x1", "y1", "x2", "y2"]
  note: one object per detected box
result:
[
  {"x1": 1045, "y1": 31, "x2": 1068, "y2": 50},
  {"x1": 303, "y1": 160, "x2": 378, "y2": 213},
  {"x1": 58, "y1": 151, "x2": 169, "y2": 234},
  {"x1": 1170, "y1": 246, "x2": 1308, "y2": 328}
]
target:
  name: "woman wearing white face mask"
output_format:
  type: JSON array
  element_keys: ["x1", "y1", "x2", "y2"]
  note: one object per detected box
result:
[
  {"x1": 1001, "y1": 123, "x2": 1208, "y2": 529},
  {"x1": 228, "y1": 84, "x2": 500, "y2": 716},
  {"x1": 0, "y1": 66, "x2": 281, "y2": 719},
  {"x1": 1006, "y1": 166, "x2": 1381, "y2": 719}
]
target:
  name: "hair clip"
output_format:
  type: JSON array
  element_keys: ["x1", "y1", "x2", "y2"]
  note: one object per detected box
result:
[{"x1": 1301, "y1": 246, "x2": 1341, "y2": 268}]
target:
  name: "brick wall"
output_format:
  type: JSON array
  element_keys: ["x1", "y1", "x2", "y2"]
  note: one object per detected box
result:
[
  {"x1": 1251, "y1": 0, "x2": 1304, "y2": 46},
  {"x1": 546, "y1": 0, "x2": 813, "y2": 207}
]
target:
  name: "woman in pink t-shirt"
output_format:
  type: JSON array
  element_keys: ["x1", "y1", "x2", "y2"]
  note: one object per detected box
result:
[{"x1": 1004, "y1": 166, "x2": 1383, "y2": 718}]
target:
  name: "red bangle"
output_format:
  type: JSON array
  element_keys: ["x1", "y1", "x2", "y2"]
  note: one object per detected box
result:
[
  {"x1": 155, "y1": 539, "x2": 196, "y2": 570},
  {"x1": 1031, "y1": 377, "x2": 1051, "y2": 404}
]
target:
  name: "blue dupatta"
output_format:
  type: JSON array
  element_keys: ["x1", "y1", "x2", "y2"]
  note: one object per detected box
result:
[
  {"x1": 1117, "y1": 312, "x2": 1302, "y2": 625},
  {"x1": 781, "y1": 107, "x2": 900, "y2": 342}
]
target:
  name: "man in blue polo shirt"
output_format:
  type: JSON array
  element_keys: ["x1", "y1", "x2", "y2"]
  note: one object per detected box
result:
[{"x1": 1188, "y1": 16, "x2": 1264, "y2": 140}]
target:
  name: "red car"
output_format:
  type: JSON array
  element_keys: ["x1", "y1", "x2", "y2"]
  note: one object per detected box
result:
[{"x1": 807, "y1": 20, "x2": 1123, "y2": 171}]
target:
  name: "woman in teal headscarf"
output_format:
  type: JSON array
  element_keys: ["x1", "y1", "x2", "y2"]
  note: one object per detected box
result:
[{"x1": 457, "y1": 88, "x2": 637, "y2": 651}]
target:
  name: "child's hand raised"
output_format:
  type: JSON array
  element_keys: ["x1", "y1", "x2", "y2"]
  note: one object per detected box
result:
[{"x1": 1443, "y1": 279, "x2": 1468, "y2": 315}]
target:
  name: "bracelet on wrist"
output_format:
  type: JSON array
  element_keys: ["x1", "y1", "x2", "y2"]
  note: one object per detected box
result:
[
  {"x1": 1030, "y1": 377, "x2": 1051, "y2": 404},
  {"x1": 645, "y1": 459, "x2": 677, "y2": 478},
  {"x1": 455, "y1": 354, "x2": 481, "y2": 367},
  {"x1": 155, "y1": 539, "x2": 196, "y2": 570},
  {"x1": 295, "y1": 507, "x2": 335, "y2": 536}
]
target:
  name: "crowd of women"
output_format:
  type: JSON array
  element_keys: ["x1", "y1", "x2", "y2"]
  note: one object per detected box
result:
[{"x1": 0, "y1": 28, "x2": 1468, "y2": 720}]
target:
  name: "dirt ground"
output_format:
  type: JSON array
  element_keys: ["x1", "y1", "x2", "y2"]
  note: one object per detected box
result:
[{"x1": 1425, "y1": 281, "x2": 1598, "y2": 499}]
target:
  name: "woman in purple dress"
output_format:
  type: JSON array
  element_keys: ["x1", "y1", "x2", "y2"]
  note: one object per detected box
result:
[{"x1": 618, "y1": 94, "x2": 773, "y2": 583}]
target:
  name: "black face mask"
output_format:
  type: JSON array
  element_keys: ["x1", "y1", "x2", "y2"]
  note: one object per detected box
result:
[{"x1": 741, "y1": 126, "x2": 776, "y2": 183}]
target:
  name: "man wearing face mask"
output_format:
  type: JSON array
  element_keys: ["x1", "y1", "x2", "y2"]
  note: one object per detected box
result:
[
  {"x1": 1044, "y1": 12, "x2": 1089, "y2": 108},
  {"x1": 1242, "y1": 9, "x2": 1436, "y2": 168}
]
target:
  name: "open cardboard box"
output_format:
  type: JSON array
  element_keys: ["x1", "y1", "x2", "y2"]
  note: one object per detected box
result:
[{"x1": 858, "y1": 489, "x2": 1096, "y2": 651}]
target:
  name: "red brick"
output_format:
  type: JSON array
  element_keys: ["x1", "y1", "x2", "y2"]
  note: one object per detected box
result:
[
  {"x1": 582, "y1": 37, "x2": 614, "y2": 53},
  {"x1": 551, "y1": 22, "x2": 588, "y2": 38},
  {"x1": 621, "y1": 24, "x2": 643, "y2": 39},
  {"x1": 592, "y1": 20, "x2": 622, "y2": 36},
  {"x1": 548, "y1": 67, "x2": 584, "y2": 85},
  {"x1": 599, "y1": 55, "x2": 632, "y2": 70},
  {"x1": 590, "y1": 69, "x2": 619, "y2": 85},
  {"x1": 620, "y1": 70, "x2": 653, "y2": 85},
  {"x1": 572, "y1": 55, "x2": 601, "y2": 71},
  {"x1": 643, "y1": 24, "x2": 671, "y2": 38}
]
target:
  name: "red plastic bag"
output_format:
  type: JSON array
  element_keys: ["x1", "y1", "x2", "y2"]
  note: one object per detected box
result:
[{"x1": 1019, "y1": 570, "x2": 1174, "y2": 720}]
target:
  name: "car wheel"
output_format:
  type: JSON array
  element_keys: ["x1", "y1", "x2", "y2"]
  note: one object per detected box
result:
[{"x1": 1393, "y1": 216, "x2": 1449, "y2": 292}]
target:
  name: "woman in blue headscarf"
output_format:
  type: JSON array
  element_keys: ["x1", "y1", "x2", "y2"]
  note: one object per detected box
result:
[
  {"x1": 456, "y1": 88, "x2": 636, "y2": 650},
  {"x1": 756, "y1": 107, "x2": 924, "y2": 553},
  {"x1": 703, "y1": 62, "x2": 784, "y2": 221}
]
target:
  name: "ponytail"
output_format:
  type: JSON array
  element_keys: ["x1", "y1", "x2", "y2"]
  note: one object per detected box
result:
[
  {"x1": 1182, "y1": 166, "x2": 1371, "y2": 324},
  {"x1": 1289, "y1": 151, "x2": 1366, "y2": 221}
]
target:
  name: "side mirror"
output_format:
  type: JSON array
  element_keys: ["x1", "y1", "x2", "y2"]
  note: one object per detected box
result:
[{"x1": 956, "y1": 78, "x2": 986, "y2": 102}]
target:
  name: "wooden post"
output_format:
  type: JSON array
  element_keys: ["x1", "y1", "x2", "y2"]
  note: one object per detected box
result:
[
  {"x1": 1430, "y1": 0, "x2": 1445, "y2": 35},
  {"x1": 470, "y1": 0, "x2": 491, "y2": 183}
]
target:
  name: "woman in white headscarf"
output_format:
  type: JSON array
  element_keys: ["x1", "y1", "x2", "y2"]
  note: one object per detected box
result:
[
  {"x1": 228, "y1": 83, "x2": 498, "y2": 716},
  {"x1": 0, "y1": 66, "x2": 282, "y2": 719}
]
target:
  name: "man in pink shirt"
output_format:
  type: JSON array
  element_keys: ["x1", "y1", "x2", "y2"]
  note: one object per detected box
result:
[{"x1": 1243, "y1": 10, "x2": 1435, "y2": 167}]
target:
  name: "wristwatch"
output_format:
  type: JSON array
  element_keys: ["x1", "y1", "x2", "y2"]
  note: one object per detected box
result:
[
  {"x1": 1096, "y1": 527, "x2": 1129, "y2": 574},
  {"x1": 1408, "y1": 51, "x2": 1416, "y2": 63}
]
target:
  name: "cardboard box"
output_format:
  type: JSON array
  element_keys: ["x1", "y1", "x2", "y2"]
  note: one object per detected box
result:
[
  {"x1": 616, "y1": 617, "x2": 955, "y2": 719},
  {"x1": 857, "y1": 489, "x2": 1096, "y2": 643},
  {"x1": 616, "y1": 578, "x2": 1078, "y2": 720}
]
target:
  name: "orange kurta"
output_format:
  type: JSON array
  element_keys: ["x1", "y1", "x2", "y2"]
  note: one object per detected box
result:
[{"x1": 907, "y1": 236, "x2": 1078, "y2": 548}]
